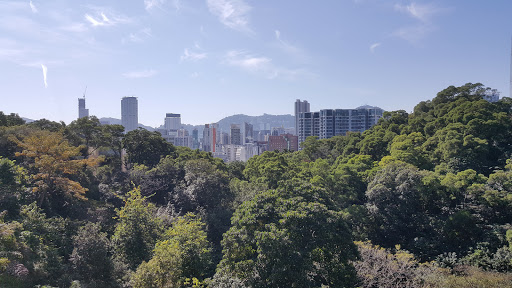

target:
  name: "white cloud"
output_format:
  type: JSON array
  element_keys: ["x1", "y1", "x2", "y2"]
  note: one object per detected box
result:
[
  {"x1": 275, "y1": 30, "x2": 281, "y2": 40},
  {"x1": 273, "y1": 29, "x2": 308, "y2": 62},
  {"x1": 394, "y1": 2, "x2": 439, "y2": 23},
  {"x1": 180, "y1": 48, "x2": 207, "y2": 62},
  {"x1": 224, "y1": 50, "x2": 313, "y2": 80},
  {"x1": 122, "y1": 69, "x2": 158, "y2": 78},
  {"x1": 41, "y1": 64, "x2": 47, "y2": 88},
  {"x1": 144, "y1": 0, "x2": 164, "y2": 11},
  {"x1": 125, "y1": 28, "x2": 152, "y2": 43},
  {"x1": 207, "y1": 0, "x2": 251, "y2": 31},
  {"x1": 29, "y1": 1, "x2": 37, "y2": 13},
  {"x1": 392, "y1": 2, "x2": 445, "y2": 43},
  {"x1": 84, "y1": 9, "x2": 130, "y2": 27},
  {"x1": 370, "y1": 42, "x2": 381, "y2": 53}
]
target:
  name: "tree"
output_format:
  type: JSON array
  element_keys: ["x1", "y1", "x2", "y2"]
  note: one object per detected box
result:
[
  {"x1": 13, "y1": 130, "x2": 100, "y2": 210},
  {"x1": 131, "y1": 214, "x2": 212, "y2": 287},
  {"x1": 365, "y1": 161, "x2": 438, "y2": 258},
  {"x1": 70, "y1": 223, "x2": 115, "y2": 287},
  {"x1": 65, "y1": 116, "x2": 104, "y2": 157},
  {"x1": 111, "y1": 187, "x2": 164, "y2": 270},
  {"x1": 172, "y1": 159, "x2": 233, "y2": 248},
  {"x1": 122, "y1": 129, "x2": 175, "y2": 168},
  {"x1": 0, "y1": 112, "x2": 25, "y2": 127},
  {"x1": 243, "y1": 151, "x2": 288, "y2": 189},
  {"x1": 216, "y1": 180, "x2": 359, "y2": 287}
]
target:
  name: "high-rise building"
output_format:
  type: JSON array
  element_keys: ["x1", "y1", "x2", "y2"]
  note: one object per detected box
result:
[
  {"x1": 243, "y1": 122, "x2": 254, "y2": 144},
  {"x1": 202, "y1": 123, "x2": 219, "y2": 152},
  {"x1": 298, "y1": 111, "x2": 320, "y2": 144},
  {"x1": 164, "y1": 113, "x2": 181, "y2": 130},
  {"x1": 298, "y1": 106, "x2": 383, "y2": 146},
  {"x1": 295, "y1": 99, "x2": 310, "y2": 135},
  {"x1": 269, "y1": 134, "x2": 298, "y2": 152},
  {"x1": 78, "y1": 97, "x2": 89, "y2": 119},
  {"x1": 192, "y1": 128, "x2": 199, "y2": 149},
  {"x1": 230, "y1": 124, "x2": 242, "y2": 145},
  {"x1": 121, "y1": 96, "x2": 138, "y2": 133}
]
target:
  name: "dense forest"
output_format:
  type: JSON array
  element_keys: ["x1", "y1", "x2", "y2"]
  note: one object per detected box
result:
[{"x1": 1, "y1": 83, "x2": 512, "y2": 287}]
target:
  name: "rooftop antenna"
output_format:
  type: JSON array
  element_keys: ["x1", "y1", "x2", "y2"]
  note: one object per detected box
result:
[{"x1": 83, "y1": 86, "x2": 87, "y2": 99}]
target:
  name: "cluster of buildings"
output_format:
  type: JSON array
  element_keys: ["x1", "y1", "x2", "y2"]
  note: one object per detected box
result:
[{"x1": 78, "y1": 96, "x2": 385, "y2": 162}]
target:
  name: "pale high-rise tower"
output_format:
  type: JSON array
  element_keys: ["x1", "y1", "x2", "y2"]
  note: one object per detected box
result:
[{"x1": 121, "y1": 96, "x2": 138, "y2": 133}]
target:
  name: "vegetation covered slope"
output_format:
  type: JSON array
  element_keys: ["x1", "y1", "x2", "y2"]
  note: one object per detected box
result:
[{"x1": 1, "y1": 83, "x2": 512, "y2": 287}]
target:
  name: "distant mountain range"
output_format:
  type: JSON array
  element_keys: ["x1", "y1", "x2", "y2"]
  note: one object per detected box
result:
[
  {"x1": 20, "y1": 114, "x2": 295, "y2": 134},
  {"x1": 181, "y1": 114, "x2": 295, "y2": 135}
]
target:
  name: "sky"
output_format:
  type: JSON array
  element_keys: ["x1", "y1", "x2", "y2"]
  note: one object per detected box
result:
[{"x1": 0, "y1": 0, "x2": 511, "y2": 127}]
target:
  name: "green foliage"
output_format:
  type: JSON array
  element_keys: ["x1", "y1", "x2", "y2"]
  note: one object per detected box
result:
[
  {"x1": 243, "y1": 151, "x2": 288, "y2": 189},
  {"x1": 70, "y1": 222, "x2": 115, "y2": 287},
  {"x1": 217, "y1": 180, "x2": 359, "y2": 287},
  {"x1": 122, "y1": 129, "x2": 175, "y2": 168},
  {"x1": 112, "y1": 187, "x2": 164, "y2": 270},
  {"x1": 131, "y1": 213, "x2": 212, "y2": 288},
  {"x1": 0, "y1": 112, "x2": 25, "y2": 127}
]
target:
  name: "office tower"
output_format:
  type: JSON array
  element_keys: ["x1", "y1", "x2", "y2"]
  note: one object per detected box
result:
[
  {"x1": 298, "y1": 106, "x2": 383, "y2": 147},
  {"x1": 202, "y1": 123, "x2": 219, "y2": 152},
  {"x1": 78, "y1": 97, "x2": 89, "y2": 119},
  {"x1": 298, "y1": 111, "x2": 320, "y2": 144},
  {"x1": 269, "y1": 134, "x2": 298, "y2": 152},
  {"x1": 121, "y1": 96, "x2": 138, "y2": 133},
  {"x1": 192, "y1": 128, "x2": 199, "y2": 149},
  {"x1": 230, "y1": 124, "x2": 242, "y2": 145},
  {"x1": 164, "y1": 113, "x2": 181, "y2": 130},
  {"x1": 244, "y1": 122, "x2": 253, "y2": 144},
  {"x1": 295, "y1": 99, "x2": 310, "y2": 135}
]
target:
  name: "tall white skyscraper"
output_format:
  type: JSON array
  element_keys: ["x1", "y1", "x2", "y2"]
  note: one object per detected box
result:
[
  {"x1": 78, "y1": 97, "x2": 89, "y2": 119},
  {"x1": 164, "y1": 113, "x2": 181, "y2": 130},
  {"x1": 121, "y1": 96, "x2": 138, "y2": 133}
]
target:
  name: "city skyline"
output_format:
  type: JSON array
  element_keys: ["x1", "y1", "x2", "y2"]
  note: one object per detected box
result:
[{"x1": 0, "y1": 1, "x2": 511, "y2": 127}]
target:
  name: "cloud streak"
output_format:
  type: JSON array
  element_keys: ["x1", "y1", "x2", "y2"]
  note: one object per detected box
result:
[
  {"x1": 392, "y1": 2, "x2": 445, "y2": 43},
  {"x1": 224, "y1": 50, "x2": 313, "y2": 80},
  {"x1": 41, "y1": 64, "x2": 47, "y2": 88},
  {"x1": 207, "y1": 0, "x2": 251, "y2": 31},
  {"x1": 394, "y1": 2, "x2": 439, "y2": 23},
  {"x1": 370, "y1": 42, "x2": 381, "y2": 53},
  {"x1": 84, "y1": 9, "x2": 130, "y2": 27},
  {"x1": 29, "y1": 1, "x2": 37, "y2": 13},
  {"x1": 122, "y1": 69, "x2": 158, "y2": 78},
  {"x1": 180, "y1": 48, "x2": 207, "y2": 61}
]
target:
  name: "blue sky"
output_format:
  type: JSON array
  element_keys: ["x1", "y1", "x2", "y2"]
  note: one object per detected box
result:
[{"x1": 0, "y1": 0, "x2": 511, "y2": 127}]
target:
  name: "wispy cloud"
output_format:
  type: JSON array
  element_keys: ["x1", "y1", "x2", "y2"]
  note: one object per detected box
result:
[
  {"x1": 224, "y1": 50, "x2": 313, "y2": 80},
  {"x1": 370, "y1": 42, "x2": 381, "y2": 53},
  {"x1": 394, "y1": 2, "x2": 439, "y2": 23},
  {"x1": 180, "y1": 48, "x2": 207, "y2": 62},
  {"x1": 124, "y1": 28, "x2": 152, "y2": 43},
  {"x1": 122, "y1": 69, "x2": 158, "y2": 78},
  {"x1": 29, "y1": 1, "x2": 37, "y2": 13},
  {"x1": 41, "y1": 64, "x2": 47, "y2": 88},
  {"x1": 84, "y1": 9, "x2": 130, "y2": 27},
  {"x1": 144, "y1": 0, "x2": 164, "y2": 11},
  {"x1": 207, "y1": 0, "x2": 251, "y2": 31},
  {"x1": 392, "y1": 2, "x2": 445, "y2": 43},
  {"x1": 274, "y1": 29, "x2": 308, "y2": 62}
]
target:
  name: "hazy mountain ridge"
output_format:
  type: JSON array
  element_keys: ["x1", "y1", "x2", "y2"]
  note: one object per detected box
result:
[{"x1": 20, "y1": 114, "x2": 295, "y2": 135}]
